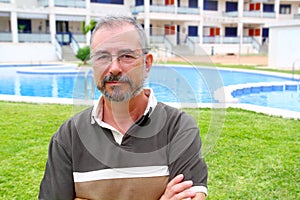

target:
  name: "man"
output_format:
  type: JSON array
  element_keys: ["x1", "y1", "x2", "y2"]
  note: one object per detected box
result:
[{"x1": 39, "y1": 15, "x2": 208, "y2": 200}]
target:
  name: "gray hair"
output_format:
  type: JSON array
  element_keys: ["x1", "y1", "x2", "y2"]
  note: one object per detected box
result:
[{"x1": 91, "y1": 15, "x2": 149, "y2": 53}]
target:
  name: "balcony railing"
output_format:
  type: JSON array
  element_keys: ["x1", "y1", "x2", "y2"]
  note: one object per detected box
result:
[
  {"x1": 150, "y1": 35, "x2": 165, "y2": 44},
  {"x1": 38, "y1": 0, "x2": 48, "y2": 7},
  {"x1": 38, "y1": 0, "x2": 86, "y2": 8},
  {"x1": 18, "y1": 33, "x2": 51, "y2": 43},
  {"x1": 0, "y1": 32, "x2": 12, "y2": 42},
  {"x1": 243, "y1": 11, "x2": 276, "y2": 18},
  {"x1": 55, "y1": 0, "x2": 86, "y2": 8},
  {"x1": 132, "y1": 5, "x2": 200, "y2": 15},
  {"x1": 203, "y1": 36, "x2": 255, "y2": 44},
  {"x1": 72, "y1": 33, "x2": 86, "y2": 43},
  {"x1": 294, "y1": 14, "x2": 300, "y2": 19},
  {"x1": 224, "y1": 11, "x2": 276, "y2": 18}
]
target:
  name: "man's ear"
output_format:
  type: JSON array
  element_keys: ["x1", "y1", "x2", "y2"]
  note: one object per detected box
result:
[{"x1": 144, "y1": 53, "x2": 153, "y2": 77}]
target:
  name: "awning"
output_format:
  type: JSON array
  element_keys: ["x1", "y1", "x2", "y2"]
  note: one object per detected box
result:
[
  {"x1": 18, "y1": 13, "x2": 48, "y2": 19},
  {"x1": 56, "y1": 15, "x2": 85, "y2": 22},
  {"x1": 0, "y1": 12, "x2": 10, "y2": 17}
]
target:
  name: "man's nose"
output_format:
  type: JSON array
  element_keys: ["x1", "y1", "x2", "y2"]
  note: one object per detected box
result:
[{"x1": 108, "y1": 56, "x2": 122, "y2": 76}]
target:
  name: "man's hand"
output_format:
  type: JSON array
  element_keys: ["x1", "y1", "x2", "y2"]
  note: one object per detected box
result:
[{"x1": 160, "y1": 174, "x2": 196, "y2": 200}]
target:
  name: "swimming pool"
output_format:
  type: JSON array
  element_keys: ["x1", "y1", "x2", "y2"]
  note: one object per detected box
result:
[{"x1": 0, "y1": 65, "x2": 299, "y2": 113}]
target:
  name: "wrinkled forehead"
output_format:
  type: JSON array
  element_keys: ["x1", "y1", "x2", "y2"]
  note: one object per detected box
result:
[{"x1": 91, "y1": 24, "x2": 141, "y2": 54}]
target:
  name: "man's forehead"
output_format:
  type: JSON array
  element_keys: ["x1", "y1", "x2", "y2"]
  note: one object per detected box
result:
[{"x1": 91, "y1": 26, "x2": 141, "y2": 51}]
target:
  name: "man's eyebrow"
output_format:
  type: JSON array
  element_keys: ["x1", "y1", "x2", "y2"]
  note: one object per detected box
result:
[
  {"x1": 93, "y1": 50, "x2": 110, "y2": 55},
  {"x1": 117, "y1": 49, "x2": 137, "y2": 54}
]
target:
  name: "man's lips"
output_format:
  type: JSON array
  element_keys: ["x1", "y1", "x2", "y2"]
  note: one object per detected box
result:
[{"x1": 105, "y1": 81, "x2": 127, "y2": 85}]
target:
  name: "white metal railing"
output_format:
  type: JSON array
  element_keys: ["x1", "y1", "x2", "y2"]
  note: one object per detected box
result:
[
  {"x1": 18, "y1": 33, "x2": 51, "y2": 43},
  {"x1": 163, "y1": 36, "x2": 173, "y2": 53},
  {"x1": 72, "y1": 33, "x2": 86, "y2": 43},
  {"x1": 37, "y1": 0, "x2": 48, "y2": 7},
  {"x1": 263, "y1": 12, "x2": 276, "y2": 18},
  {"x1": 251, "y1": 37, "x2": 261, "y2": 52},
  {"x1": 54, "y1": 0, "x2": 85, "y2": 8},
  {"x1": 294, "y1": 14, "x2": 300, "y2": 19},
  {"x1": 243, "y1": 11, "x2": 276, "y2": 18},
  {"x1": 132, "y1": 5, "x2": 200, "y2": 15},
  {"x1": 186, "y1": 37, "x2": 197, "y2": 54},
  {"x1": 292, "y1": 59, "x2": 300, "y2": 80},
  {"x1": 70, "y1": 34, "x2": 80, "y2": 55},
  {"x1": 150, "y1": 35, "x2": 164, "y2": 44},
  {"x1": 177, "y1": 6, "x2": 200, "y2": 14},
  {"x1": 223, "y1": 11, "x2": 238, "y2": 17},
  {"x1": 150, "y1": 5, "x2": 175, "y2": 13},
  {"x1": 0, "y1": 32, "x2": 12, "y2": 42},
  {"x1": 55, "y1": 36, "x2": 62, "y2": 60}
]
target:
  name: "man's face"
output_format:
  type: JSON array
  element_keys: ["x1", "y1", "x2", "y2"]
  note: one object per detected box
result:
[{"x1": 91, "y1": 24, "x2": 152, "y2": 102}]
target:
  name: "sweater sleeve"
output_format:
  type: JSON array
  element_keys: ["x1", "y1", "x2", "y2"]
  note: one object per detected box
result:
[
  {"x1": 38, "y1": 124, "x2": 75, "y2": 200},
  {"x1": 168, "y1": 112, "x2": 208, "y2": 195}
]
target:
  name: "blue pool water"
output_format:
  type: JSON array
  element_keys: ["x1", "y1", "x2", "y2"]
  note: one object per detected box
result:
[{"x1": 0, "y1": 65, "x2": 299, "y2": 112}]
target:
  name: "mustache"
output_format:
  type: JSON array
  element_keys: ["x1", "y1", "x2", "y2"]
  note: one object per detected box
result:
[{"x1": 102, "y1": 75, "x2": 131, "y2": 83}]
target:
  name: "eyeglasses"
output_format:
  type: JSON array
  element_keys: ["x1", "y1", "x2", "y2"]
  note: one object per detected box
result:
[{"x1": 91, "y1": 50, "x2": 145, "y2": 67}]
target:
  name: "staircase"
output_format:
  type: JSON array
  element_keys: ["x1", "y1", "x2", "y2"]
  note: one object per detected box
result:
[
  {"x1": 62, "y1": 45, "x2": 79, "y2": 62},
  {"x1": 173, "y1": 44, "x2": 194, "y2": 57}
]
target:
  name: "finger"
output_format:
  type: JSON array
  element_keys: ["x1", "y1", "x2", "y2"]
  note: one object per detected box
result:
[
  {"x1": 174, "y1": 190, "x2": 196, "y2": 200},
  {"x1": 167, "y1": 174, "x2": 184, "y2": 187},
  {"x1": 171, "y1": 180, "x2": 194, "y2": 193},
  {"x1": 163, "y1": 180, "x2": 194, "y2": 199}
]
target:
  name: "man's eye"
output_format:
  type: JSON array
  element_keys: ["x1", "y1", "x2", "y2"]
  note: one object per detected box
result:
[
  {"x1": 120, "y1": 54, "x2": 135, "y2": 60},
  {"x1": 97, "y1": 54, "x2": 110, "y2": 60}
]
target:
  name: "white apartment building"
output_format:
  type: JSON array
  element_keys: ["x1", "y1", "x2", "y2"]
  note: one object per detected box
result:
[{"x1": 0, "y1": 0, "x2": 299, "y2": 62}]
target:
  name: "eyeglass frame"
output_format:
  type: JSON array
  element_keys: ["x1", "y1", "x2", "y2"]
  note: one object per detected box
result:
[{"x1": 90, "y1": 48, "x2": 150, "y2": 67}]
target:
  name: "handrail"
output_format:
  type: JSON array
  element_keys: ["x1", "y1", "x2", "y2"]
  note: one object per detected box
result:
[
  {"x1": 70, "y1": 33, "x2": 80, "y2": 55},
  {"x1": 292, "y1": 59, "x2": 300, "y2": 81},
  {"x1": 186, "y1": 36, "x2": 197, "y2": 54},
  {"x1": 54, "y1": 35, "x2": 62, "y2": 61},
  {"x1": 251, "y1": 37, "x2": 261, "y2": 53},
  {"x1": 163, "y1": 36, "x2": 173, "y2": 54}
]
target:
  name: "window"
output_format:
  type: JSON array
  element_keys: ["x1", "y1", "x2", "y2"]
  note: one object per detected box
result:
[
  {"x1": 209, "y1": 27, "x2": 220, "y2": 36},
  {"x1": 90, "y1": 0, "x2": 124, "y2": 5},
  {"x1": 263, "y1": 4, "x2": 274, "y2": 12},
  {"x1": 250, "y1": 3, "x2": 260, "y2": 11},
  {"x1": 165, "y1": 0, "x2": 174, "y2": 5},
  {"x1": 249, "y1": 28, "x2": 261, "y2": 36},
  {"x1": 226, "y1": 2, "x2": 238, "y2": 12},
  {"x1": 204, "y1": 0, "x2": 218, "y2": 11},
  {"x1": 18, "y1": 19, "x2": 32, "y2": 33},
  {"x1": 280, "y1": 4, "x2": 291, "y2": 14},
  {"x1": 165, "y1": 25, "x2": 175, "y2": 35},
  {"x1": 188, "y1": 26, "x2": 198, "y2": 36},
  {"x1": 225, "y1": 27, "x2": 237, "y2": 37}
]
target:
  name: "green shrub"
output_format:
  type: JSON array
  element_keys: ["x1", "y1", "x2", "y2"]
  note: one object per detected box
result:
[{"x1": 76, "y1": 46, "x2": 90, "y2": 64}]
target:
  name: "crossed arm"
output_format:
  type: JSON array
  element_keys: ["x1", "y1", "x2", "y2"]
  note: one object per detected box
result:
[
  {"x1": 74, "y1": 174, "x2": 206, "y2": 200},
  {"x1": 159, "y1": 174, "x2": 206, "y2": 200}
]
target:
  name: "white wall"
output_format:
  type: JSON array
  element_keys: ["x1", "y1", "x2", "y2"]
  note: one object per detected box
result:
[
  {"x1": 0, "y1": 43, "x2": 58, "y2": 62},
  {"x1": 268, "y1": 21, "x2": 300, "y2": 69},
  {"x1": 195, "y1": 44, "x2": 254, "y2": 56}
]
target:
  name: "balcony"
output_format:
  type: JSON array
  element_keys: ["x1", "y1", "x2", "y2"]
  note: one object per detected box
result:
[
  {"x1": 243, "y1": 11, "x2": 276, "y2": 18},
  {"x1": 55, "y1": 0, "x2": 85, "y2": 8},
  {"x1": 0, "y1": 32, "x2": 12, "y2": 42},
  {"x1": 38, "y1": 0, "x2": 86, "y2": 8},
  {"x1": 132, "y1": 4, "x2": 200, "y2": 15},
  {"x1": 203, "y1": 36, "x2": 254, "y2": 44},
  {"x1": 223, "y1": 11, "x2": 276, "y2": 18},
  {"x1": 18, "y1": 33, "x2": 51, "y2": 43},
  {"x1": 294, "y1": 14, "x2": 300, "y2": 19}
]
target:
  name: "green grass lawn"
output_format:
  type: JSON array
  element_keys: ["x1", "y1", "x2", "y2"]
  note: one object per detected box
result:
[{"x1": 0, "y1": 101, "x2": 299, "y2": 199}]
